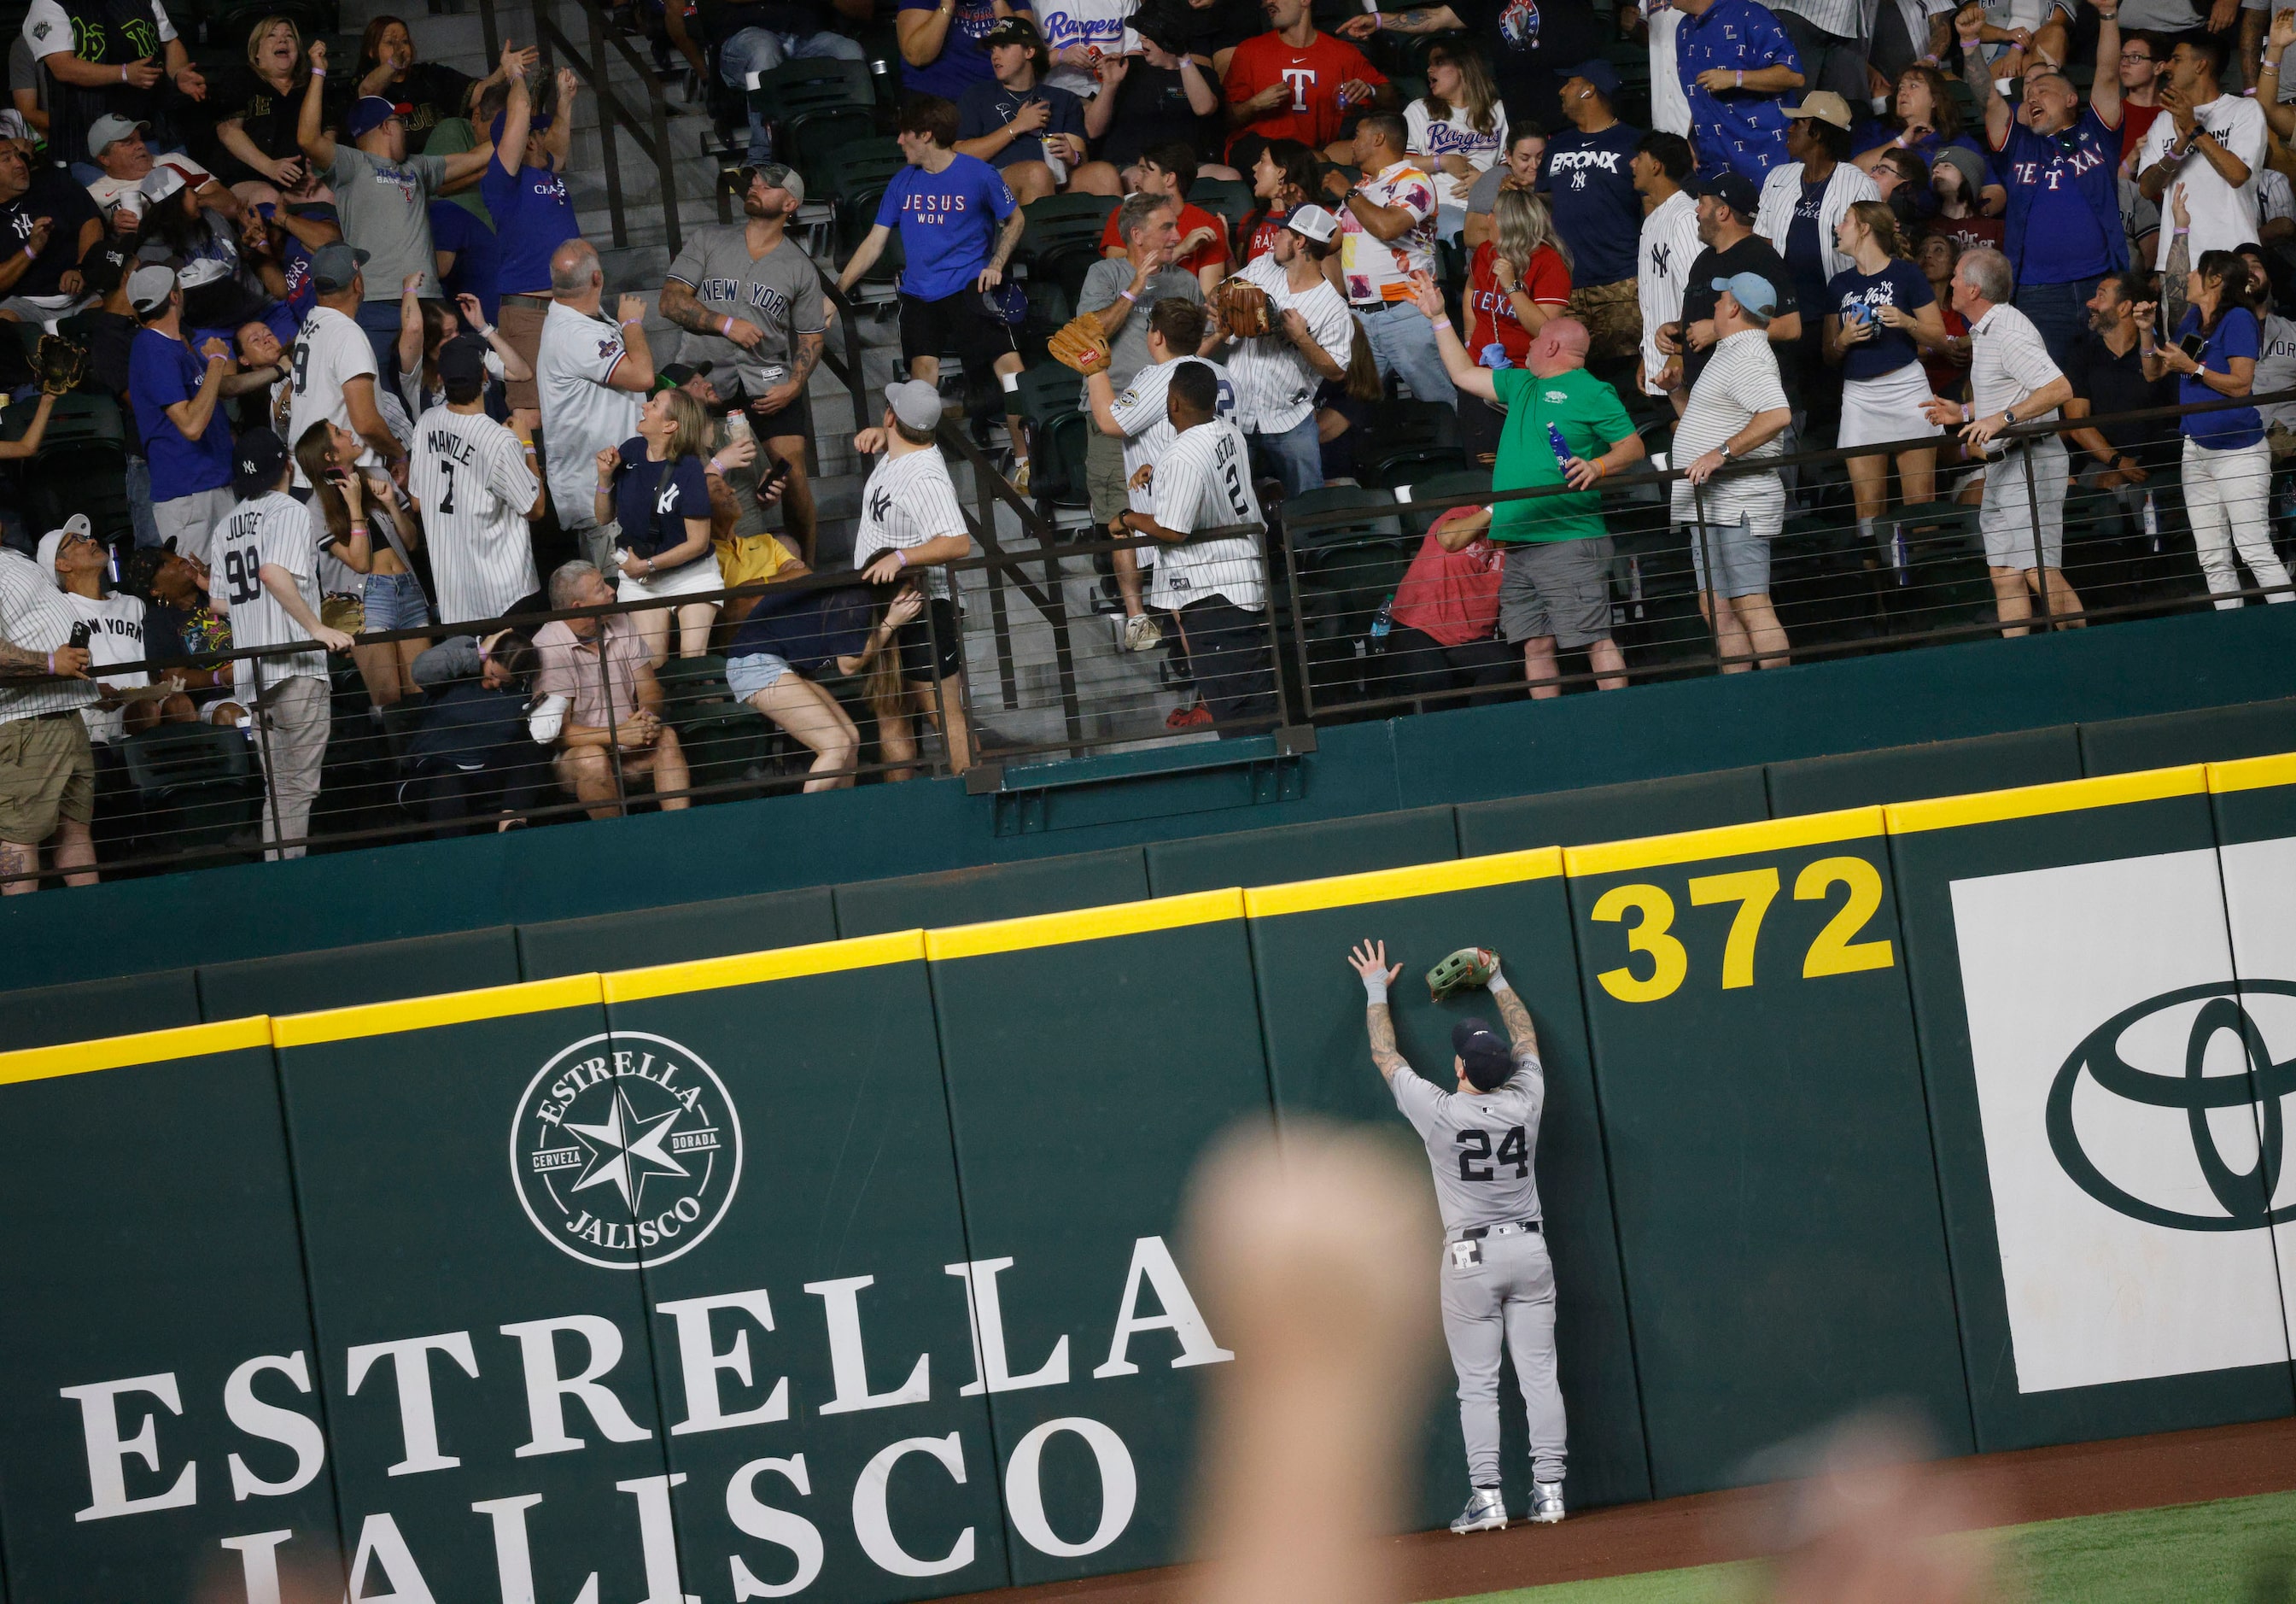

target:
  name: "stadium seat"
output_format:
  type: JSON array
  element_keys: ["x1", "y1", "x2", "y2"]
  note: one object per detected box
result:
[
  {"x1": 1393, "y1": 470, "x2": 1493, "y2": 539},
  {"x1": 1189, "y1": 175, "x2": 1254, "y2": 245},
  {"x1": 118, "y1": 723, "x2": 261, "y2": 863},
  {"x1": 1356, "y1": 399, "x2": 1467, "y2": 488},
  {"x1": 655, "y1": 655, "x2": 774, "y2": 797},
  {"x1": 1014, "y1": 360, "x2": 1083, "y2": 426},
  {"x1": 1282, "y1": 484, "x2": 1416, "y2": 705}
]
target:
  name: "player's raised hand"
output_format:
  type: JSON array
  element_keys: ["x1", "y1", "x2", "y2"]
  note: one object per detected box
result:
[{"x1": 1347, "y1": 939, "x2": 1402, "y2": 990}]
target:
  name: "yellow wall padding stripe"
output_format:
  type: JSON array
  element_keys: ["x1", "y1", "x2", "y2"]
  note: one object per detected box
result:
[
  {"x1": 605, "y1": 929, "x2": 926, "y2": 1004},
  {"x1": 1884, "y1": 765, "x2": 2206, "y2": 834},
  {"x1": 1563, "y1": 806, "x2": 1884, "y2": 878},
  {"x1": 2209, "y1": 752, "x2": 2296, "y2": 795},
  {"x1": 1245, "y1": 847, "x2": 1563, "y2": 918},
  {"x1": 0, "y1": 1016, "x2": 273, "y2": 1086},
  {"x1": 271, "y1": 973, "x2": 604, "y2": 1048},
  {"x1": 925, "y1": 887, "x2": 1243, "y2": 960}
]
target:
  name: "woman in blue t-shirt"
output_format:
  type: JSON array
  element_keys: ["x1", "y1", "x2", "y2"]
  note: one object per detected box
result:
[
  {"x1": 593, "y1": 386, "x2": 727, "y2": 664},
  {"x1": 1823, "y1": 200, "x2": 1950, "y2": 548},
  {"x1": 2149, "y1": 236, "x2": 2291, "y2": 609}
]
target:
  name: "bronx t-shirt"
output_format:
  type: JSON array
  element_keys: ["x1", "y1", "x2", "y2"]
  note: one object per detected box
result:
[{"x1": 1539, "y1": 118, "x2": 1642, "y2": 285}]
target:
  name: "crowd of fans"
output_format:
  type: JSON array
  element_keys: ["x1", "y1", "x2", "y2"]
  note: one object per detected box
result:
[{"x1": 0, "y1": 0, "x2": 2291, "y2": 893}]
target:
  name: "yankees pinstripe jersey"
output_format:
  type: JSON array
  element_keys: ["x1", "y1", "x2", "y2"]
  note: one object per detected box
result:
[
  {"x1": 1224, "y1": 253, "x2": 1354, "y2": 436},
  {"x1": 1147, "y1": 417, "x2": 1266, "y2": 612},
  {"x1": 0, "y1": 550, "x2": 98, "y2": 722},
  {"x1": 411, "y1": 405, "x2": 541, "y2": 625},
  {"x1": 1637, "y1": 188, "x2": 1703, "y2": 395},
  {"x1": 213, "y1": 491, "x2": 330, "y2": 684},
  {"x1": 1107, "y1": 357, "x2": 1236, "y2": 516},
  {"x1": 853, "y1": 446, "x2": 969, "y2": 601}
]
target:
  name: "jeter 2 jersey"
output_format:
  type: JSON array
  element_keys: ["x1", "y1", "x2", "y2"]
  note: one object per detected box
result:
[{"x1": 1390, "y1": 1045, "x2": 1545, "y2": 1237}]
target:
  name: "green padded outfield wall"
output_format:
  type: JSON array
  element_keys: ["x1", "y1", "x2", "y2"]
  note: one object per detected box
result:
[{"x1": 9, "y1": 753, "x2": 2296, "y2": 1601}]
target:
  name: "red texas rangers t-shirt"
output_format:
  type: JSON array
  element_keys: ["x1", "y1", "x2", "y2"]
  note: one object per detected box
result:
[{"x1": 1222, "y1": 30, "x2": 1387, "y2": 155}]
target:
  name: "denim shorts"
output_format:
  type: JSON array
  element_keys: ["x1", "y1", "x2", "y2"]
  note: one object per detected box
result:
[
  {"x1": 726, "y1": 649, "x2": 792, "y2": 700},
  {"x1": 363, "y1": 571, "x2": 433, "y2": 633}
]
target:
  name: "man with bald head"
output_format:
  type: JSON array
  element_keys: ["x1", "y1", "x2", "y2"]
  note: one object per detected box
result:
[
  {"x1": 1411, "y1": 275, "x2": 1645, "y2": 697},
  {"x1": 537, "y1": 237, "x2": 656, "y2": 568}
]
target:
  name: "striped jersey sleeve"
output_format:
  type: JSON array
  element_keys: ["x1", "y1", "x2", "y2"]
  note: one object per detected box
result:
[{"x1": 853, "y1": 448, "x2": 970, "y2": 600}]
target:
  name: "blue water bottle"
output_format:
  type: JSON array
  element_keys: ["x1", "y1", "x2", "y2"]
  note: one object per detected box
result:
[
  {"x1": 1368, "y1": 593, "x2": 1394, "y2": 653},
  {"x1": 1545, "y1": 424, "x2": 1574, "y2": 474}
]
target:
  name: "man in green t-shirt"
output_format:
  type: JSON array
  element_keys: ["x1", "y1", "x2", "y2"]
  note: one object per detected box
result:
[{"x1": 1409, "y1": 275, "x2": 1645, "y2": 698}]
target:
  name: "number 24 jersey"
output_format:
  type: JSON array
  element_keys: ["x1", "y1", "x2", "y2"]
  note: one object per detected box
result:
[{"x1": 1391, "y1": 1046, "x2": 1545, "y2": 1237}]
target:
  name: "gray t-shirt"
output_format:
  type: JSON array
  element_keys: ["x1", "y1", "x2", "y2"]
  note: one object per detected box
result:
[
  {"x1": 1389, "y1": 1045, "x2": 1545, "y2": 1238},
  {"x1": 663, "y1": 225, "x2": 829, "y2": 396},
  {"x1": 1078, "y1": 259, "x2": 1201, "y2": 409},
  {"x1": 2118, "y1": 0, "x2": 2199, "y2": 31},
  {"x1": 1467, "y1": 164, "x2": 1507, "y2": 217},
  {"x1": 330, "y1": 145, "x2": 449, "y2": 300}
]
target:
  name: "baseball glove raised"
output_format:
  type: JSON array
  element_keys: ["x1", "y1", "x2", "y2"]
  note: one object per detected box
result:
[
  {"x1": 1047, "y1": 311, "x2": 1111, "y2": 374},
  {"x1": 1427, "y1": 946, "x2": 1501, "y2": 1002},
  {"x1": 33, "y1": 333, "x2": 85, "y2": 397},
  {"x1": 1214, "y1": 278, "x2": 1272, "y2": 337}
]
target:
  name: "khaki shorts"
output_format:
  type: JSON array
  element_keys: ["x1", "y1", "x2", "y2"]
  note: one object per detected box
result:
[
  {"x1": 1566, "y1": 278, "x2": 1641, "y2": 362},
  {"x1": 499, "y1": 297, "x2": 549, "y2": 412},
  {"x1": 1086, "y1": 428, "x2": 1130, "y2": 526},
  {"x1": 0, "y1": 713, "x2": 95, "y2": 844}
]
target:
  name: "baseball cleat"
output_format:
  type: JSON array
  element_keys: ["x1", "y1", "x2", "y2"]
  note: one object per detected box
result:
[
  {"x1": 1450, "y1": 1487, "x2": 1508, "y2": 1534},
  {"x1": 1530, "y1": 1481, "x2": 1566, "y2": 1524}
]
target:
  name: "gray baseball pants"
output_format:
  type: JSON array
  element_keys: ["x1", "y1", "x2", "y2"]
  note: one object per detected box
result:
[{"x1": 1440, "y1": 1228, "x2": 1567, "y2": 1486}]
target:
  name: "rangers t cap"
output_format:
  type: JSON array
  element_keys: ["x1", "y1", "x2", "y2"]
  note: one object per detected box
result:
[
  {"x1": 347, "y1": 96, "x2": 408, "y2": 140},
  {"x1": 1452, "y1": 1018, "x2": 1513, "y2": 1091}
]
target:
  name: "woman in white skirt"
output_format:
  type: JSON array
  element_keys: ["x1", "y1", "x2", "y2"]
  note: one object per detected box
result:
[
  {"x1": 593, "y1": 386, "x2": 727, "y2": 664},
  {"x1": 1823, "y1": 200, "x2": 1950, "y2": 554},
  {"x1": 2144, "y1": 202, "x2": 2288, "y2": 611}
]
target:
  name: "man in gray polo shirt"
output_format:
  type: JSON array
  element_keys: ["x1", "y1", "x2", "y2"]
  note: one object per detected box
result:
[
  {"x1": 660, "y1": 162, "x2": 830, "y2": 559},
  {"x1": 1080, "y1": 190, "x2": 1203, "y2": 629},
  {"x1": 298, "y1": 38, "x2": 494, "y2": 367}
]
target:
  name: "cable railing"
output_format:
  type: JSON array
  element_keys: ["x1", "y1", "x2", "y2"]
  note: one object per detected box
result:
[{"x1": 9, "y1": 384, "x2": 2293, "y2": 890}]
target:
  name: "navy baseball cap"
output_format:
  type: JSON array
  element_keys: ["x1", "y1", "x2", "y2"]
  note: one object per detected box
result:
[
  {"x1": 1695, "y1": 170, "x2": 1761, "y2": 220},
  {"x1": 489, "y1": 107, "x2": 555, "y2": 145},
  {"x1": 234, "y1": 427, "x2": 289, "y2": 496},
  {"x1": 347, "y1": 96, "x2": 408, "y2": 139},
  {"x1": 1452, "y1": 1017, "x2": 1513, "y2": 1091},
  {"x1": 1554, "y1": 58, "x2": 1622, "y2": 99},
  {"x1": 437, "y1": 334, "x2": 491, "y2": 388}
]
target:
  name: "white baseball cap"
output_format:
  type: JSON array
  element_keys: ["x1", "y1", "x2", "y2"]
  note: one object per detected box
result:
[
  {"x1": 1285, "y1": 203, "x2": 1340, "y2": 244},
  {"x1": 35, "y1": 514, "x2": 92, "y2": 588}
]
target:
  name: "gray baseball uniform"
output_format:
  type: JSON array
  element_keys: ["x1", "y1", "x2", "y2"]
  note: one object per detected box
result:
[
  {"x1": 1389, "y1": 1045, "x2": 1567, "y2": 1488},
  {"x1": 663, "y1": 226, "x2": 828, "y2": 400}
]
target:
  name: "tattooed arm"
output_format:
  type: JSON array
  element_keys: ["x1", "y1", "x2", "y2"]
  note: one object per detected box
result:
[
  {"x1": 1487, "y1": 967, "x2": 1541, "y2": 1065},
  {"x1": 1347, "y1": 939, "x2": 1411, "y2": 1082}
]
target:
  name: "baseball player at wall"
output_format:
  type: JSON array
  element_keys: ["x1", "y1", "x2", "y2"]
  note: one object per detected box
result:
[{"x1": 1347, "y1": 937, "x2": 1566, "y2": 1533}]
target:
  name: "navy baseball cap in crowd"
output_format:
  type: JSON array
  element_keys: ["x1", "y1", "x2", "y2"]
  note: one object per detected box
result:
[
  {"x1": 234, "y1": 428, "x2": 290, "y2": 496},
  {"x1": 1712, "y1": 271, "x2": 1779, "y2": 318},
  {"x1": 1696, "y1": 170, "x2": 1761, "y2": 220},
  {"x1": 489, "y1": 107, "x2": 555, "y2": 145},
  {"x1": 1554, "y1": 58, "x2": 1621, "y2": 99},
  {"x1": 309, "y1": 242, "x2": 371, "y2": 293},
  {"x1": 981, "y1": 14, "x2": 1043, "y2": 47},
  {"x1": 346, "y1": 96, "x2": 409, "y2": 139},
  {"x1": 438, "y1": 334, "x2": 491, "y2": 388},
  {"x1": 1452, "y1": 1017, "x2": 1513, "y2": 1091}
]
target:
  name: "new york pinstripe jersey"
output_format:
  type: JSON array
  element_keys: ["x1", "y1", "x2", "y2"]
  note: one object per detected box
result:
[
  {"x1": 1637, "y1": 188, "x2": 1703, "y2": 395},
  {"x1": 1107, "y1": 357, "x2": 1236, "y2": 516},
  {"x1": 212, "y1": 491, "x2": 330, "y2": 683},
  {"x1": 1224, "y1": 253, "x2": 1354, "y2": 435},
  {"x1": 853, "y1": 446, "x2": 969, "y2": 600},
  {"x1": 411, "y1": 405, "x2": 541, "y2": 625},
  {"x1": 1147, "y1": 417, "x2": 1266, "y2": 612},
  {"x1": 0, "y1": 550, "x2": 98, "y2": 721}
]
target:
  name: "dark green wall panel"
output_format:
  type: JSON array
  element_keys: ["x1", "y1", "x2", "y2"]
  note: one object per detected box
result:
[
  {"x1": 198, "y1": 928, "x2": 523, "y2": 1022},
  {"x1": 929, "y1": 913, "x2": 1272, "y2": 1584},
  {"x1": 1144, "y1": 807, "x2": 1459, "y2": 896},
  {"x1": 0, "y1": 1039, "x2": 342, "y2": 1600},
  {"x1": 0, "y1": 969, "x2": 201, "y2": 1052},
  {"x1": 2077, "y1": 698, "x2": 2296, "y2": 776},
  {"x1": 1766, "y1": 728, "x2": 2082, "y2": 817},
  {"x1": 1567, "y1": 821, "x2": 1972, "y2": 1495},
  {"x1": 1455, "y1": 771, "x2": 1769, "y2": 858},
  {"x1": 278, "y1": 998, "x2": 682, "y2": 1601},
  {"x1": 1890, "y1": 791, "x2": 2295, "y2": 1453},
  {"x1": 517, "y1": 887, "x2": 839, "y2": 980},
  {"x1": 835, "y1": 850, "x2": 1150, "y2": 939},
  {"x1": 1244, "y1": 866, "x2": 1650, "y2": 1522},
  {"x1": 604, "y1": 955, "x2": 1011, "y2": 1602}
]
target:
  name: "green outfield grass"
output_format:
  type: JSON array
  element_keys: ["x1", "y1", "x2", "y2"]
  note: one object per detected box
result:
[{"x1": 1443, "y1": 1489, "x2": 2296, "y2": 1604}]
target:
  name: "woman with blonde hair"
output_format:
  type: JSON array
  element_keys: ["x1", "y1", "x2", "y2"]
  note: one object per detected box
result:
[
  {"x1": 1405, "y1": 43, "x2": 1509, "y2": 237},
  {"x1": 213, "y1": 15, "x2": 307, "y2": 187},
  {"x1": 1460, "y1": 189, "x2": 1569, "y2": 460},
  {"x1": 1823, "y1": 199, "x2": 1948, "y2": 549},
  {"x1": 595, "y1": 386, "x2": 726, "y2": 665},
  {"x1": 295, "y1": 419, "x2": 433, "y2": 708}
]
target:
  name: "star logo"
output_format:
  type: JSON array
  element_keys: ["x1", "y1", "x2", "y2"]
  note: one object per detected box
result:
[{"x1": 511, "y1": 1032, "x2": 742, "y2": 1270}]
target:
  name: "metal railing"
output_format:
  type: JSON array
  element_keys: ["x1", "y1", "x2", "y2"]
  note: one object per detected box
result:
[{"x1": 8, "y1": 386, "x2": 2293, "y2": 891}]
